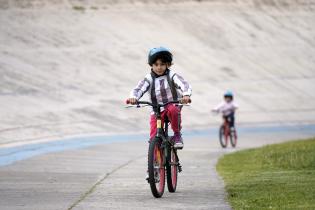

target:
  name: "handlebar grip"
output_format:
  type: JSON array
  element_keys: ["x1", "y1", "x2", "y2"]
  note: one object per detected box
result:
[{"x1": 126, "y1": 99, "x2": 138, "y2": 105}]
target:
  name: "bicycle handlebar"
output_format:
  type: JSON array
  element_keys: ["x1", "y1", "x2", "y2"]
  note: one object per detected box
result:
[{"x1": 125, "y1": 99, "x2": 191, "y2": 107}]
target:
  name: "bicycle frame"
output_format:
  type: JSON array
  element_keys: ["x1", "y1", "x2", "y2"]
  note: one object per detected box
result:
[
  {"x1": 154, "y1": 104, "x2": 178, "y2": 167},
  {"x1": 126, "y1": 99, "x2": 184, "y2": 169},
  {"x1": 223, "y1": 117, "x2": 231, "y2": 138}
]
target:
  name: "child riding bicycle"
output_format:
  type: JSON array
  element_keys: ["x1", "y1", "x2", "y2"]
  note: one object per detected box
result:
[
  {"x1": 212, "y1": 91, "x2": 238, "y2": 131},
  {"x1": 127, "y1": 47, "x2": 192, "y2": 149}
]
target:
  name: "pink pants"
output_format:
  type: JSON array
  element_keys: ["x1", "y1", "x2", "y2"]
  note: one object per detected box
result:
[{"x1": 150, "y1": 104, "x2": 181, "y2": 140}]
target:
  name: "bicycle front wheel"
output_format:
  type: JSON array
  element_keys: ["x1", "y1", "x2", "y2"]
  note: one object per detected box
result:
[
  {"x1": 148, "y1": 138, "x2": 165, "y2": 198},
  {"x1": 166, "y1": 147, "x2": 178, "y2": 192},
  {"x1": 219, "y1": 126, "x2": 228, "y2": 148}
]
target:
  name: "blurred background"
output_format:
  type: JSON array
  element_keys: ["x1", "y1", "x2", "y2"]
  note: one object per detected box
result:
[{"x1": 0, "y1": 0, "x2": 314, "y2": 146}]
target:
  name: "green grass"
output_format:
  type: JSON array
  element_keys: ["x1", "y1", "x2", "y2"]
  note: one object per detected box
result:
[
  {"x1": 90, "y1": 6, "x2": 98, "y2": 10},
  {"x1": 217, "y1": 138, "x2": 315, "y2": 209},
  {"x1": 72, "y1": 6, "x2": 85, "y2": 11}
]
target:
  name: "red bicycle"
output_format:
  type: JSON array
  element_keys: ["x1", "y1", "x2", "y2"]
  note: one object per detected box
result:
[
  {"x1": 126, "y1": 100, "x2": 188, "y2": 198},
  {"x1": 219, "y1": 117, "x2": 237, "y2": 148}
]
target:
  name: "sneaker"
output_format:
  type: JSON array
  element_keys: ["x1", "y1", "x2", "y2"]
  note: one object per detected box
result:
[{"x1": 172, "y1": 132, "x2": 184, "y2": 149}]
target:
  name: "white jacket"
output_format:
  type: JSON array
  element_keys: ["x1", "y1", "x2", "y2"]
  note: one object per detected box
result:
[
  {"x1": 213, "y1": 101, "x2": 238, "y2": 116},
  {"x1": 130, "y1": 69, "x2": 192, "y2": 104}
]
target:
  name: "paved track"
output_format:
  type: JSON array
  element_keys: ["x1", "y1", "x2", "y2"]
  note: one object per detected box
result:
[
  {"x1": 1, "y1": 126, "x2": 315, "y2": 210},
  {"x1": 1, "y1": 1, "x2": 314, "y2": 209}
]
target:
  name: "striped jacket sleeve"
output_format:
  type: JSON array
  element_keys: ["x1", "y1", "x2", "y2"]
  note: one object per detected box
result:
[
  {"x1": 213, "y1": 102, "x2": 224, "y2": 112},
  {"x1": 130, "y1": 78, "x2": 150, "y2": 100},
  {"x1": 172, "y1": 73, "x2": 192, "y2": 96}
]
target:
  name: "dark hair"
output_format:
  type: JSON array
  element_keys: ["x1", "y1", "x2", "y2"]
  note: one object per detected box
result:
[
  {"x1": 148, "y1": 47, "x2": 173, "y2": 66},
  {"x1": 151, "y1": 52, "x2": 172, "y2": 65},
  {"x1": 224, "y1": 95, "x2": 233, "y2": 100}
]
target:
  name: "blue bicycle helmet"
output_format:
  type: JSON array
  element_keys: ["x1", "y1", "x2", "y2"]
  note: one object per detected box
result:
[
  {"x1": 148, "y1": 47, "x2": 173, "y2": 66},
  {"x1": 224, "y1": 90, "x2": 233, "y2": 98}
]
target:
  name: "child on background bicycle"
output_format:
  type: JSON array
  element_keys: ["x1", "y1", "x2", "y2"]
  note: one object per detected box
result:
[
  {"x1": 212, "y1": 91, "x2": 238, "y2": 131},
  {"x1": 127, "y1": 47, "x2": 192, "y2": 149}
]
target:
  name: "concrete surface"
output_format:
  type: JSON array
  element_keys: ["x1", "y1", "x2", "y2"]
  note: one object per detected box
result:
[
  {"x1": 1, "y1": 0, "x2": 315, "y2": 208},
  {"x1": 1, "y1": 126, "x2": 315, "y2": 210}
]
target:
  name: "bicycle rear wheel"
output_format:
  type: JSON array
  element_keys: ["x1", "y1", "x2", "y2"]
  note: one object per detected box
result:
[
  {"x1": 219, "y1": 126, "x2": 228, "y2": 148},
  {"x1": 148, "y1": 138, "x2": 165, "y2": 198},
  {"x1": 166, "y1": 147, "x2": 178, "y2": 192},
  {"x1": 230, "y1": 129, "x2": 237, "y2": 148}
]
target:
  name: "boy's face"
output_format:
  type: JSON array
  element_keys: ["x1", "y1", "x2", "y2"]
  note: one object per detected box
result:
[
  {"x1": 152, "y1": 59, "x2": 169, "y2": 76},
  {"x1": 224, "y1": 96, "x2": 232, "y2": 103}
]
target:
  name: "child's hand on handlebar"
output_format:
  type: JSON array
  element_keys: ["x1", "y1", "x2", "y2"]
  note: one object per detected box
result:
[
  {"x1": 180, "y1": 96, "x2": 191, "y2": 104},
  {"x1": 127, "y1": 98, "x2": 138, "y2": 105}
]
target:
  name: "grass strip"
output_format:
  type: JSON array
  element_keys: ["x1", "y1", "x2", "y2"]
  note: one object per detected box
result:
[{"x1": 217, "y1": 138, "x2": 315, "y2": 209}]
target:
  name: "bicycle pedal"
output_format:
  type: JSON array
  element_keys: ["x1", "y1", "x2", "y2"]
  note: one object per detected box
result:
[{"x1": 178, "y1": 164, "x2": 182, "y2": 173}]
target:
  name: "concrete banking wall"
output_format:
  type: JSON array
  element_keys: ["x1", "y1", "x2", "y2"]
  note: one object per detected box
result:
[{"x1": 0, "y1": 0, "x2": 314, "y2": 145}]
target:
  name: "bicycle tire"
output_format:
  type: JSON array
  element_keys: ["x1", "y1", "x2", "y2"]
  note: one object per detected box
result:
[
  {"x1": 219, "y1": 125, "x2": 228, "y2": 148},
  {"x1": 166, "y1": 147, "x2": 178, "y2": 192},
  {"x1": 148, "y1": 138, "x2": 165, "y2": 198},
  {"x1": 230, "y1": 129, "x2": 237, "y2": 148}
]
